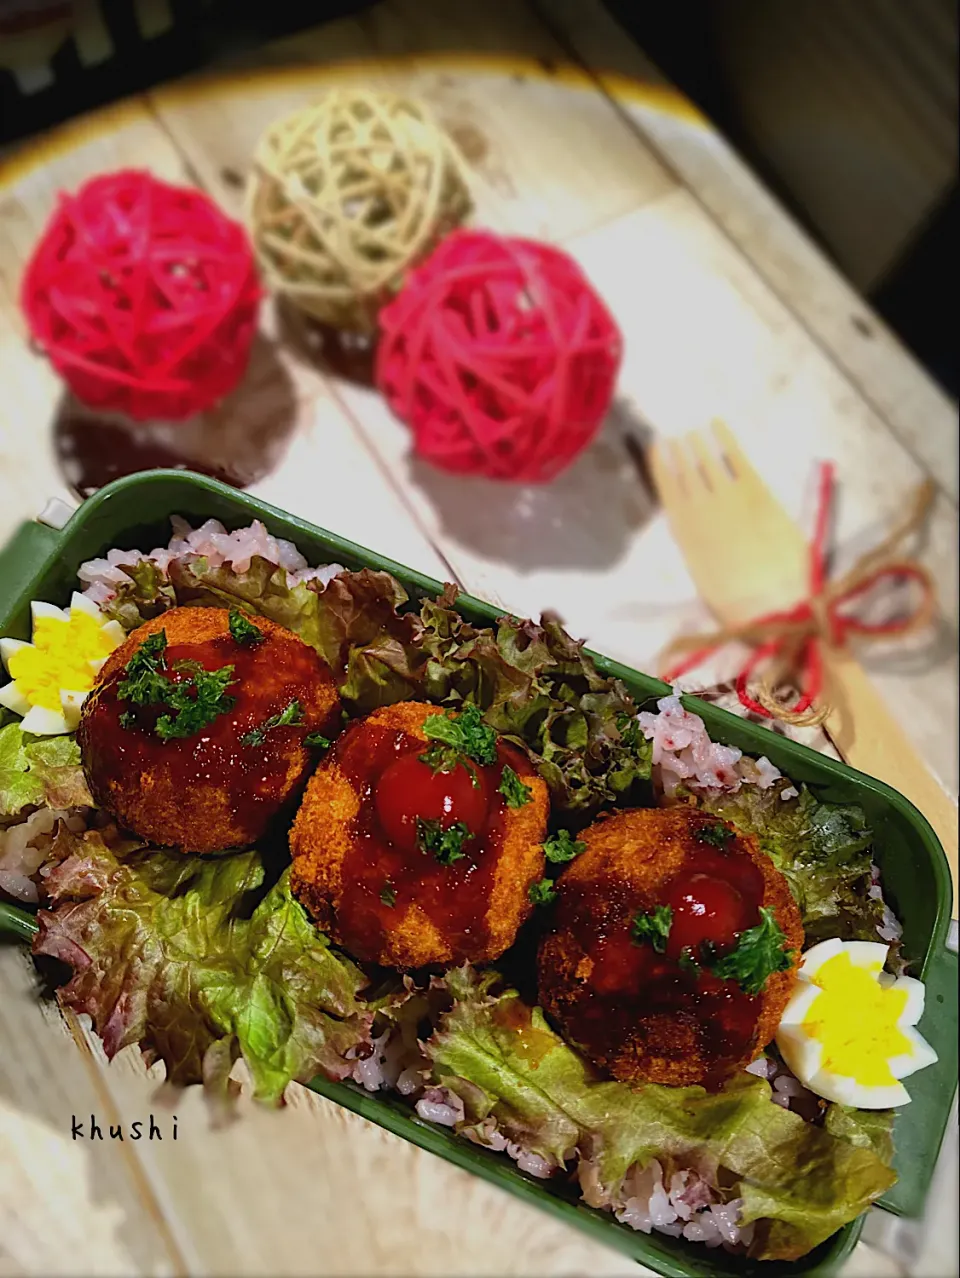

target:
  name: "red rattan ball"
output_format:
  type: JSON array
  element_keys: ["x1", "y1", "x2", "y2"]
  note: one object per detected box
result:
[
  {"x1": 375, "y1": 229, "x2": 622, "y2": 482},
  {"x1": 21, "y1": 171, "x2": 261, "y2": 421}
]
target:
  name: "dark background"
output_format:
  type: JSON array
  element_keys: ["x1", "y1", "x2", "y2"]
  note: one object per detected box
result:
[{"x1": 1, "y1": 0, "x2": 955, "y2": 397}]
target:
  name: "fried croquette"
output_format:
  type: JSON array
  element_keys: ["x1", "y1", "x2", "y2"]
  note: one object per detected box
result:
[
  {"x1": 290, "y1": 701, "x2": 548, "y2": 969},
  {"x1": 538, "y1": 806, "x2": 803, "y2": 1088},
  {"x1": 78, "y1": 606, "x2": 340, "y2": 854}
]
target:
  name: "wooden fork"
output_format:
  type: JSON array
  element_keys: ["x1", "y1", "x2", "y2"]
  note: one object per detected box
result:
[{"x1": 650, "y1": 422, "x2": 958, "y2": 905}]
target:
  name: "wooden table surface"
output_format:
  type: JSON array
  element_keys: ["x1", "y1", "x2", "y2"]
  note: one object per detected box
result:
[{"x1": 0, "y1": 3, "x2": 957, "y2": 1276}]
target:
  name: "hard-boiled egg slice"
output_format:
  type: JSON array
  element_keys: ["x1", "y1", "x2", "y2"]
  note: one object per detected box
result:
[
  {"x1": 0, "y1": 637, "x2": 29, "y2": 673},
  {"x1": 69, "y1": 591, "x2": 104, "y2": 619},
  {"x1": 59, "y1": 689, "x2": 89, "y2": 732},
  {"x1": 1, "y1": 596, "x2": 126, "y2": 735},
  {"x1": 0, "y1": 679, "x2": 32, "y2": 717},
  {"x1": 799, "y1": 938, "x2": 888, "y2": 980},
  {"x1": 879, "y1": 971, "x2": 926, "y2": 1026},
  {"x1": 20, "y1": 704, "x2": 73, "y2": 736},
  {"x1": 887, "y1": 1024, "x2": 940, "y2": 1079},
  {"x1": 775, "y1": 939, "x2": 938, "y2": 1110},
  {"x1": 777, "y1": 1025, "x2": 910, "y2": 1107},
  {"x1": 775, "y1": 1025, "x2": 825, "y2": 1083},
  {"x1": 774, "y1": 981, "x2": 821, "y2": 1027},
  {"x1": 30, "y1": 600, "x2": 69, "y2": 625}
]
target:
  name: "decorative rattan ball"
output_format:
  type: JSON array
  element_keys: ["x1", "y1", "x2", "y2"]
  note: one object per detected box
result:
[
  {"x1": 376, "y1": 230, "x2": 623, "y2": 483},
  {"x1": 245, "y1": 90, "x2": 472, "y2": 333},
  {"x1": 22, "y1": 170, "x2": 261, "y2": 422}
]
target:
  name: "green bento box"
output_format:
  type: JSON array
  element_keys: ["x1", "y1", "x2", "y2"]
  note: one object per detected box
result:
[{"x1": 0, "y1": 470, "x2": 955, "y2": 1278}]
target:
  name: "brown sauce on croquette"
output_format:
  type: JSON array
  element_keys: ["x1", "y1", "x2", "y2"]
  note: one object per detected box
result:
[
  {"x1": 289, "y1": 701, "x2": 549, "y2": 970},
  {"x1": 538, "y1": 807, "x2": 802, "y2": 1087},
  {"x1": 558, "y1": 855, "x2": 763, "y2": 1084},
  {"x1": 332, "y1": 721, "x2": 515, "y2": 964},
  {"x1": 83, "y1": 629, "x2": 329, "y2": 840}
]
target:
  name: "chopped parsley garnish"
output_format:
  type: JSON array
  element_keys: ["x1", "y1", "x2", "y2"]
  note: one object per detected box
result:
[
  {"x1": 415, "y1": 818, "x2": 472, "y2": 866},
  {"x1": 678, "y1": 947, "x2": 701, "y2": 977},
  {"x1": 420, "y1": 704, "x2": 497, "y2": 778},
  {"x1": 155, "y1": 665, "x2": 237, "y2": 741},
  {"x1": 241, "y1": 699, "x2": 304, "y2": 747},
  {"x1": 544, "y1": 829, "x2": 586, "y2": 864},
  {"x1": 528, "y1": 878, "x2": 557, "y2": 906},
  {"x1": 499, "y1": 764, "x2": 533, "y2": 809},
  {"x1": 117, "y1": 631, "x2": 169, "y2": 706},
  {"x1": 380, "y1": 884, "x2": 396, "y2": 908},
  {"x1": 706, "y1": 907, "x2": 794, "y2": 996},
  {"x1": 229, "y1": 608, "x2": 264, "y2": 647},
  {"x1": 630, "y1": 903, "x2": 673, "y2": 953},
  {"x1": 697, "y1": 822, "x2": 733, "y2": 848},
  {"x1": 117, "y1": 630, "x2": 237, "y2": 741},
  {"x1": 304, "y1": 731, "x2": 332, "y2": 750}
]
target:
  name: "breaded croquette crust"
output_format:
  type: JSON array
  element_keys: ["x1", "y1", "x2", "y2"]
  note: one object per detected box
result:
[
  {"x1": 79, "y1": 607, "x2": 341, "y2": 853},
  {"x1": 290, "y1": 701, "x2": 548, "y2": 969},
  {"x1": 538, "y1": 805, "x2": 802, "y2": 1087}
]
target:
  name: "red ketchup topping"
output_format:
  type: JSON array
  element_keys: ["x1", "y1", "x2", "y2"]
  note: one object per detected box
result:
[
  {"x1": 375, "y1": 750, "x2": 491, "y2": 853},
  {"x1": 562, "y1": 840, "x2": 768, "y2": 1081},
  {"x1": 663, "y1": 871, "x2": 757, "y2": 959},
  {"x1": 333, "y1": 722, "x2": 516, "y2": 964}
]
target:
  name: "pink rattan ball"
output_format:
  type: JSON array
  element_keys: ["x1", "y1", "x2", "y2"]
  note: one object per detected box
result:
[
  {"x1": 21, "y1": 170, "x2": 261, "y2": 421},
  {"x1": 375, "y1": 229, "x2": 622, "y2": 482}
]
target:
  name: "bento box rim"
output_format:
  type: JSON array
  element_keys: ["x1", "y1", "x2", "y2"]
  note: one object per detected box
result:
[{"x1": 1, "y1": 467, "x2": 951, "y2": 1277}]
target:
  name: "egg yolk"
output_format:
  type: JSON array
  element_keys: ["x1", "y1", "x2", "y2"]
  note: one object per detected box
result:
[
  {"x1": 7, "y1": 613, "x2": 114, "y2": 711},
  {"x1": 802, "y1": 951, "x2": 912, "y2": 1088}
]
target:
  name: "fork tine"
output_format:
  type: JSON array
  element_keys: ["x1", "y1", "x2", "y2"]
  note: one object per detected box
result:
[
  {"x1": 648, "y1": 437, "x2": 684, "y2": 509},
  {"x1": 711, "y1": 420, "x2": 757, "y2": 481},
  {"x1": 686, "y1": 429, "x2": 730, "y2": 492}
]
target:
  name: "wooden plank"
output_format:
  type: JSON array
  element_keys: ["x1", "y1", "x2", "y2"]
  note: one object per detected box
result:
[
  {"x1": 0, "y1": 103, "x2": 200, "y2": 1278},
  {"x1": 0, "y1": 948, "x2": 183, "y2": 1276},
  {"x1": 148, "y1": 0, "x2": 675, "y2": 245},
  {"x1": 69, "y1": 1029, "x2": 642, "y2": 1278},
  {"x1": 0, "y1": 84, "x2": 467, "y2": 1278},
  {"x1": 243, "y1": 299, "x2": 454, "y2": 584},
  {"x1": 568, "y1": 195, "x2": 959, "y2": 798},
  {"x1": 533, "y1": 0, "x2": 959, "y2": 502}
]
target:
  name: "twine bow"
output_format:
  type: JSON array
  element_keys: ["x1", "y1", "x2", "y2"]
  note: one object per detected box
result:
[{"x1": 661, "y1": 464, "x2": 937, "y2": 727}]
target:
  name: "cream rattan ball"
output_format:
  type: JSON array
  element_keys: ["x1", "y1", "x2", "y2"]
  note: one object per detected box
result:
[{"x1": 245, "y1": 90, "x2": 473, "y2": 333}]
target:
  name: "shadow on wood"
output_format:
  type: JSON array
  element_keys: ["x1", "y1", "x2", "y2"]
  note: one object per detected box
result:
[
  {"x1": 405, "y1": 399, "x2": 659, "y2": 574},
  {"x1": 275, "y1": 297, "x2": 378, "y2": 389},
  {"x1": 53, "y1": 335, "x2": 299, "y2": 498}
]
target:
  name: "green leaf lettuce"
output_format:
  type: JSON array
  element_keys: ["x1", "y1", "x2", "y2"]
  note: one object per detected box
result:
[
  {"x1": 0, "y1": 722, "x2": 45, "y2": 816},
  {"x1": 33, "y1": 827, "x2": 371, "y2": 1104},
  {"x1": 131, "y1": 554, "x2": 426, "y2": 714},
  {"x1": 0, "y1": 724, "x2": 91, "y2": 817},
  {"x1": 700, "y1": 783, "x2": 886, "y2": 944},
  {"x1": 415, "y1": 591, "x2": 653, "y2": 813},
  {"x1": 425, "y1": 968, "x2": 895, "y2": 1262}
]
